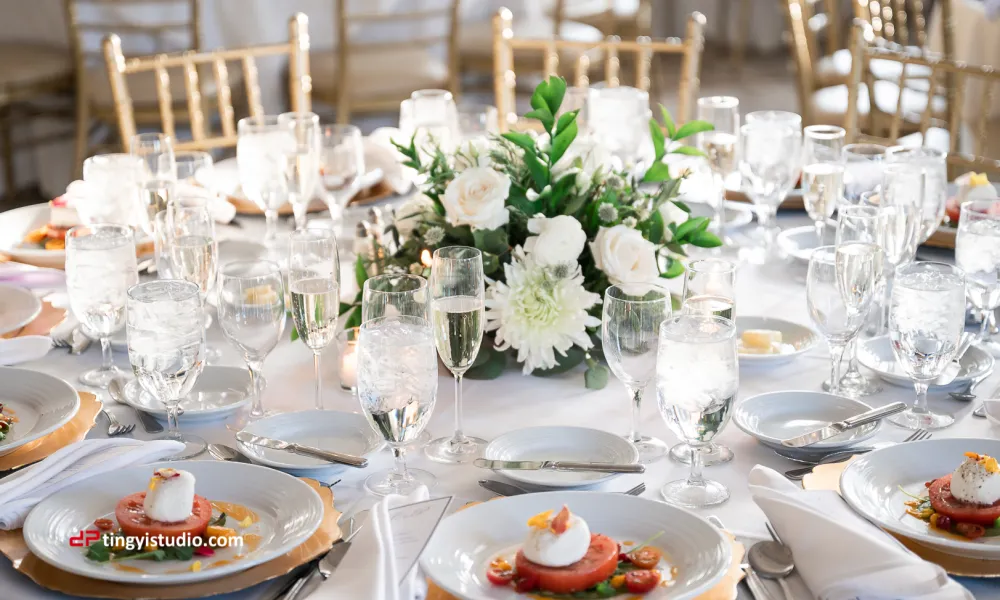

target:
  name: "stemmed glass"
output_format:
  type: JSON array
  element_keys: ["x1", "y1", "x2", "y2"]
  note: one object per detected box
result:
[
  {"x1": 80, "y1": 154, "x2": 146, "y2": 227},
  {"x1": 126, "y1": 280, "x2": 206, "y2": 459},
  {"x1": 676, "y1": 258, "x2": 737, "y2": 465},
  {"x1": 738, "y1": 112, "x2": 802, "y2": 264},
  {"x1": 842, "y1": 143, "x2": 885, "y2": 203},
  {"x1": 656, "y1": 314, "x2": 738, "y2": 508},
  {"x1": 587, "y1": 86, "x2": 652, "y2": 168},
  {"x1": 956, "y1": 200, "x2": 1000, "y2": 348},
  {"x1": 425, "y1": 247, "x2": 487, "y2": 463},
  {"x1": 217, "y1": 261, "x2": 286, "y2": 419},
  {"x1": 888, "y1": 263, "x2": 966, "y2": 430},
  {"x1": 237, "y1": 115, "x2": 294, "y2": 250},
  {"x1": 456, "y1": 104, "x2": 500, "y2": 141},
  {"x1": 802, "y1": 125, "x2": 846, "y2": 245},
  {"x1": 131, "y1": 133, "x2": 176, "y2": 235},
  {"x1": 876, "y1": 167, "x2": 924, "y2": 332},
  {"x1": 402, "y1": 89, "x2": 460, "y2": 151},
  {"x1": 174, "y1": 151, "x2": 214, "y2": 185},
  {"x1": 357, "y1": 315, "x2": 438, "y2": 496},
  {"x1": 696, "y1": 97, "x2": 740, "y2": 243},
  {"x1": 602, "y1": 284, "x2": 672, "y2": 464},
  {"x1": 886, "y1": 146, "x2": 947, "y2": 243},
  {"x1": 66, "y1": 224, "x2": 138, "y2": 388},
  {"x1": 278, "y1": 111, "x2": 322, "y2": 230},
  {"x1": 319, "y1": 124, "x2": 365, "y2": 221},
  {"x1": 288, "y1": 228, "x2": 340, "y2": 410}
]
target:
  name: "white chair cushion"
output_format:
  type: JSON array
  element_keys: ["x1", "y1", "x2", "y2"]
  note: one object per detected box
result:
[
  {"x1": 897, "y1": 127, "x2": 952, "y2": 154},
  {"x1": 459, "y1": 18, "x2": 604, "y2": 58},
  {"x1": 814, "y1": 51, "x2": 933, "y2": 90},
  {"x1": 0, "y1": 44, "x2": 71, "y2": 88},
  {"x1": 560, "y1": 0, "x2": 641, "y2": 19},
  {"x1": 86, "y1": 64, "x2": 243, "y2": 108},
  {"x1": 809, "y1": 84, "x2": 869, "y2": 125},
  {"x1": 311, "y1": 47, "x2": 449, "y2": 100},
  {"x1": 815, "y1": 49, "x2": 852, "y2": 88}
]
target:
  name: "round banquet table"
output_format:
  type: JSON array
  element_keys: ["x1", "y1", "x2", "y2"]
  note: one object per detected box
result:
[{"x1": 1, "y1": 209, "x2": 999, "y2": 599}]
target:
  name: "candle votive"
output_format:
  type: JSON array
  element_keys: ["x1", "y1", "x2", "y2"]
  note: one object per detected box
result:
[{"x1": 338, "y1": 327, "x2": 359, "y2": 391}]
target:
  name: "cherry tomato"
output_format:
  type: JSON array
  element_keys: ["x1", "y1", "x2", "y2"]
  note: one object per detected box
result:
[
  {"x1": 625, "y1": 569, "x2": 661, "y2": 593},
  {"x1": 628, "y1": 546, "x2": 663, "y2": 570},
  {"x1": 513, "y1": 573, "x2": 539, "y2": 593},
  {"x1": 956, "y1": 522, "x2": 986, "y2": 540},
  {"x1": 93, "y1": 518, "x2": 115, "y2": 531},
  {"x1": 486, "y1": 567, "x2": 514, "y2": 586}
]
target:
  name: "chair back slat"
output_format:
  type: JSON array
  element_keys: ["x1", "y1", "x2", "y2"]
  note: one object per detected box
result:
[
  {"x1": 182, "y1": 61, "x2": 204, "y2": 141},
  {"x1": 212, "y1": 57, "x2": 235, "y2": 138},
  {"x1": 855, "y1": 0, "x2": 935, "y2": 51},
  {"x1": 153, "y1": 63, "x2": 175, "y2": 141}
]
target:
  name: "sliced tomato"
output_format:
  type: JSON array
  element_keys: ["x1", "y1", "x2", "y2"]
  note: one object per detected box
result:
[
  {"x1": 956, "y1": 522, "x2": 987, "y2": 540},
  {"x1": 628, "y1": 546, "x2": 662, "y2": 570},
  {"x1": 485, "y1": 566, "x2": 514, "y2": 586},
  {"x1": 44, "y1": 225, "x2": 69, "y2": 241},
  {"x1": 945, "y1": 197, "x2": 961, "y2": 225},
  {"x1": 93, "y1": 518, "x2": 115, "y2": 531},
  {"x1": 513, "y1": 573, "x2": 539, "y2": 593},
  {"x1": 514, "y1": 533, "x2": 619, "y2": 594},
  {"x1": 928, "y1": 475, "x2": 1000, "y2": 526},
  {"x1": 114, "y1": 492, "x2": 212, "y2": 543},
  {"x1": 625, "y1": 569, "x2": 661, "y2": 593}
]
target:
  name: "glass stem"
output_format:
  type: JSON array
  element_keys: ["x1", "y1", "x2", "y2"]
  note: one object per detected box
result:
[
  {"x1": 713, "y1": 173, "x2": 725, "y2": 236},
  {"x1": 687, "y1": 444, "x2": 706, "y2": 486},
  {"x1": 166, "y1": 400, "x2": 180, "y2": 435},
  {"x1": 757, "y1": 203, "x2": 779, "y2": 251},
  {"x1": 247, "y1": 360, "x2": 265, "y2": 418},
  {"x1": 314, "y1": 352, "x2": 323, "y2": 410},
  {"x1": 452, "y1": 374, "x2": 467, "y2": 444},
  {"x1": 292, "y1": 195, "x2": 307, "y2": 230},
  {"x1": 980, "y1": 309, "x2": 992, "y2": 343},
  {"x1": 100, "y1": 336, "x2": 113, "y2": 370},
  {"x1": 627, "y1": 385, "x2": 643, "y2": 444},
  {"x1": 264, "y1": 210, "x2": 278, "y2": 247},
  {"x1": 843, "y1": 337, "x2": 861, "y2": 377},
  {"x1": 814, "y1": 219, "x2": 825, "y2": 246},
  {"x1": 913, "y1": 380, "x2": 930, "y2": 415},
  {"x1": 828, "y1": 341, "x2": 847, "y2": 394},
  {"x1": 392, "y1": 445, "x2": 409, "y2": 480}
]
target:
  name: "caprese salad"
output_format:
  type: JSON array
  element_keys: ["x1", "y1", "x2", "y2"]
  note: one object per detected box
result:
[
  {"x1": 0, "y1": 403, "x2": 14, "y2": 442},
  {"x1": 944, "y1": 172, "x2": 998, "y2": 227},
  {"x1": 486, "y1": 506, "x2": 670, "y2": 598},
  {"x1": 904, "y1": 452, "x2": 1000, "y2": 540}
]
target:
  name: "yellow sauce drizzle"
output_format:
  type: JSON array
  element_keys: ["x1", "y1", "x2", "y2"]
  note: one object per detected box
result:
[{"x1": 211, "y1": 501, "x2": 259, "y2": 524}]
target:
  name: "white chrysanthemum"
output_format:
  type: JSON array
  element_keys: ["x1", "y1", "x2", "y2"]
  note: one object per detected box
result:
[
  {"x1": 622, "y1": 216, "x2": 638, "y2": 228},
  {"x1": 424, "y1": 226, "x2": 446, "y2": 245},
  {"x1": 598, "y1": 204, "x2": 618, "y2": 223},
  {"x1": 485, "y1": 248, "x2": 601, "y2": 374}
]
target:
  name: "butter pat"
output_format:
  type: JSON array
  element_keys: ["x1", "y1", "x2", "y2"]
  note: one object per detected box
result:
[{"x1": 742, "y1": 329, "x2": 782, "y2": 349}]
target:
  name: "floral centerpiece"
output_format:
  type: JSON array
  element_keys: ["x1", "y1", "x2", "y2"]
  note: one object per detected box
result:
[{"x1": 342, "y1": 77, "x2": 721, "y2": 388}]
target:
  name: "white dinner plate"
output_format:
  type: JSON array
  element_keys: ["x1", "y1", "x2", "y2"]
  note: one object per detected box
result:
[
  {"x1": 236, "y1": 410, "x2": 384, "y2": 473},
  {"x1": 776, "y1": 225, "x2": 828, "y2": 262},
  {"x1": 685, "y1": 200, "x2": 755, "y2": 230},
  {"x1": 857, "y1": 335, "x2": 994, "y2": 389},
  {"x1": 0, "y1": 284, "x2": 42, "y2": 336},
  {"x1": 0, "y1": 204, "x2": 65, "y2": 268},
  {"x1": 0, "y1": 367, "x2": 79, "y2": 456},
  {"x1": 419, "y1": 491, "x2": 731, "y2": 600},
  {"x1": 24, "y1": 460, "x2": 324, "y2": 584},
  {"x1": 735, "y1": 316, "x2": 820, "y2": 367},
  {"x1": 840, "y1": 438, "x2": 1000, "y2": 559},
  {"x1": 481, "y1": 426, "x2": 639, "y2": 488},
  {"x1": 734, "y1": 391, "x2": 880, "y2": 461},
  {"x1": 122, "y1": 366, "x2": 251, "y2": 422}
]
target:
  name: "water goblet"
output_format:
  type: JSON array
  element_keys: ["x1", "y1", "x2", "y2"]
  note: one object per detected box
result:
[
  {"x1": 696, "y1": 96, "x2": 740, "y2": 244},
  {"x1": 218, "y1": 260, "x2": 286, "y2": 419},
  {"x1": 403, "y1": 89, "x2": 459, "y2": 151},
  {"x1": 656, "y1": 315, "x2": 738, "y2": 508},
  {"x1": 278, "y1": 111, "x2": 322, "y2": 230},
  {"x1": 174, "y1": 150, "x2": 214, "y2": 185},
  {"x1": 80, "y1": 154, "x2": 146, "y2": 227},
  {"x1": 956, "y1": 200, "x2": 1000, "y2": 350},
  {"x1": 126, "y1": 280, "x2": 206, "y2": 459},
  {"x1": 587, "y1": 85, "x2": 652, "y2": 168},
  {"x1": 319, "y1": 124, "x2": 365, "y2": 222},
  {"x1": 66, "y1": 224, "x2": 138, "y2": 388},
  {"x1": 237, "y1": 115, "x2": 294, "y2": 250},
  {"x1": 888, "y1": 262, "x2": 966, "y2": 430},
  {"x1": 602, "y1": 284, "x2": 672, "y2": 464},
  {"x1": 361, "y1": 274, "x2": 430, "y2": 322},
  {"x1": 358, "y1": 315, "x2": 438, "y2": 496},
  {"x1": 842, "y1": 143, "x2": 885, "y2": 203},
  {"x1": 288, "y1": 228, "x2": 340, "y2": 410},
  {"x1": 802, "y1": 125, "x2": 846, "y2": 245},
  {"x1": 886, "y1": 146, "x2": 947, "y2": 243},
  {"x1": 456, "y1": 104, "x2": 500, "y2": 141}
]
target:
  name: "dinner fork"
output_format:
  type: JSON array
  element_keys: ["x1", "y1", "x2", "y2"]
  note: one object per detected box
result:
[
  {"x1": 101, "y1": 407, "x2": 134, "y2": 437},
  {"x1": 784, "y1": 429, "x2": 931, "y2": 480}
]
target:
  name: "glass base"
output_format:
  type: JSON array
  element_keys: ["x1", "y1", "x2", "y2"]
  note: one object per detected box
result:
[
  {"x1": 364, "y1": 467, "x2": 435, "y2": 497},
  {"x1": 424, "y1": 435, "x2": 487, "y2": 464},
  {"x1": 888, "y1": 408, "x2": 954, "y2": 430},
  {"x1": 404, "y1": 430, "x2": 432, "y2": 450},
  {"x1": 822, "y1": 372, "x2": 882, "y2": 398},
  {"x1": 79, "y1": 365, "x2": 126, "y2": 389},
  {"x1": 660, "y1": 478, "x2": 730, "y2": 508},
  {"x1": 625, "y1": 434, "x2": 669, "y2": 464},
  {"x1": 158, "y1": 432, "x2": 208, "y2": 460},
  {"x1": 669, "y1": 442, "x2": 734, "y2": 466}
]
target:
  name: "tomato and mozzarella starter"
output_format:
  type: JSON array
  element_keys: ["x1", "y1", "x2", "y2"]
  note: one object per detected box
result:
[
  {"x1": 949, "y1": 453, "x2": 1000, "y2": 506},
  {"x1": 143, "y1": 468, "x2": 197, "y2": 523},
  {"x1": 522, "y1": 506, "x2": 591, "y2": 567}
]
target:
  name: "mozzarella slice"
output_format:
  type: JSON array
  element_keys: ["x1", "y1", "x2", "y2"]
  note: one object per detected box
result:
[{"x1": 142, "y1": 468, "x2": 196, "y2": 523}]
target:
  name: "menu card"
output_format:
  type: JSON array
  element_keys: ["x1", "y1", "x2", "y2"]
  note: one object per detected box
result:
[{"x1": 389, "y1": 495, "x2": 452, "y2": 585}]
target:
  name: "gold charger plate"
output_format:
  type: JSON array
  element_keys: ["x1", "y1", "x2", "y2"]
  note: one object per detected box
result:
[
  {"x1": 226, "y1": 180, "x2": 397, "y2": 216},
  {"x1": 0, "y1": 391, "x2": 99, "y2": 471},
  {"x1": 803, "y1": 457, "x2": 1000, "y2": 578},
  {"x1": 2, "y1": 300, "x2": 65, "y2": 340},
  {"x1": 725, "y1": 189, "x2": 805, "y2": 210},
  {"x1": 0, "y1": 478, "x2": 341, "y2": 598}
]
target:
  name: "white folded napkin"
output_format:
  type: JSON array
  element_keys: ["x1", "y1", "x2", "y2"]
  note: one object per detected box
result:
[
  {"x1": 316, "y1": 485, "x2": 429, "y2": 600},
  {"x1": 172, "y1": 182, "x2": 237, "y2": 224},
  {"x1": 0, "y1": 336, "x2": 51, "y2": 365},
  {"x1": 748, "y1": 465, "x2": 973, "y2": 600},
  {"x1": 0, "y1": 438, "x2": 184, "y2": 530}
]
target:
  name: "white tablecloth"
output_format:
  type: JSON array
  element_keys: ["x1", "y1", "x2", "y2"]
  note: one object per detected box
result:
[{"x1": 1, "y1": 210, "x2": 998, "y2": 599}]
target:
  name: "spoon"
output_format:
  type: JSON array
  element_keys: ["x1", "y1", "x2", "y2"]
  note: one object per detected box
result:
[
  {"x1": 748, "y1": 540, "x2": 795, "y2": 600},
  {"x1": 208, "y1": 443, "x2": 251, "y2": 463},
  {"x1": 108, "y1": 377, "x2": 164, "y2": 434}
]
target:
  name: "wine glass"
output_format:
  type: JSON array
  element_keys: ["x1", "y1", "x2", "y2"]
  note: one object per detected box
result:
[
  {"x1": 738, "y1": 112, "x2": 802, "y2": 264},
  {"x1": 357, "y1": 315, "x2": 438, "y2": 496},
  {"x1": 278, "y1": 111, "x2": 322, "y2": 230},
  {"x1": 319, "y1": 124, "x2": 365, "y2": 222},
  {"x1": 80, "y1": 154, "x2": 146, "y2": 227},
  {"x1": 842, "y1": 143, "x2": 885, "y2": 203},
  {"x1": 288, "y1": 228, "x2": 340, "y2": 410},
  {"x1": 888, "y1": 262, "x2": 966, "y2": 430},
  {"x1": 802, "y1": 125, "x2": 846, "y2": 245},
  {"x1": 402, "y1": 89, "x2": 460, "y2": 151},
  {"x1": 174, "y1": 151, "x2": 214, "y2": 185},
  {"x1": 696, "y1": 96, "x2": 740, "y2": 244},
  {"x1": 217, "y1": 260, "x2": 286, "y2": 419},
  {"x1": 425, "y1": 247, "x2": 487, "y2": 464},
  {"x1": 66, "y1": 224, "x2": 138, "y2": 388},
  {"x1": 676, "y1": 258, "x2": 737, "y2": 466},
  {"x1": 237, "y1": 115, "x2": 294, "y2": 250},
  {"x1": 587, "y1": 85, "x2": 652, "y2": 168},
  {"x1": 602, "y1": 284, "x2": 672, "y2": 464},
  {"x1": 656, "y1": 314, "x2": 738, "y2": 508},
  {"x1": 956, "y1": 200, "x2": 1000, "y2": 348},
  {"x1": 131, "y1": 133, "x2": 176, "y2": 236},
  {"x1": 877, "y1": 166, "x2": 924, "y2": 332},
  {"x1": 885, "y1": 146, "x2": 947, "y2": 243},
  {"x1": 456, "y1": 104, "x2": 500, "y2": 141},
  {"x1": 361, "y1": 274, "x2": 430, "y2": 322},
  {"x1": 126, "y1": 280, "x2": 206, "y2": 459}
]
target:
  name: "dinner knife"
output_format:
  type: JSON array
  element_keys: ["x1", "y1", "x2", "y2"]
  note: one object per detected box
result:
[
  {"x1": 473, "y1": 458, "x2": 644, "y2": 474},
  {"x1": 780, "y1": 402, "x2": 907, "y2": 448},
  {"x1": 235, "y1": 431, "x2": 367, "y2": 467}
]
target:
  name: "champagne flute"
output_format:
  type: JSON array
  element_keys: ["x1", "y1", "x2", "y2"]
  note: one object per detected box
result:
[
  {"x1": 127, "y1": 280, "x2": 206, "y2": 459},
  {"x1": 425, "y1": 246, "x2": 487, "y2": 463},
  {"x1": 885, "y1": 146, "x2": 947, "y2": 243},
  {"x1": 877, "y1": 166, "x2": 924, "y2": 332},
  {"x1": 888, "y1": 262, "x2": 965, "y2": 430},
  {"x1": 802, "y1": 125, "x2": 846, "y2": 245},
  {"x1": 602, "y1": 284, "x2": 672, "y2": 463},
  {"x1": 956, "y1": 200, "x2": 1000, "y2": 348},
  {"x1": 218, "y1": 260, "x2": 286, "y2": 419},
  {"x1": 278, "y1": 111, "x2": 322, "y2": 230},
  {"x1": 288, "y1": 228, "x2": 340, "y2": 410},
  {"x1": 237, "y1": 115, "x2": 293, "y2": 250},
  {"x1": 163, "y1": 206, "x2": 221, "y2": 364},
  {"x1": 656, "y1": 314, "x2": 738, "y2": 508},
  {"x1": 131, "y1": 133, "x2": 176, "y2": 236},
  {"x1": 358, "y1": 315, "x2": 438, "y2": 496},
  {"x1": 66, "y1": 224, "x2": 138, "y2": 388},
  {"x1": 696, "y1": 96, "x2": 740, "y2": 244},
  {"x1": 319, "y1": 124, "x2": 365, "y2": 222}
]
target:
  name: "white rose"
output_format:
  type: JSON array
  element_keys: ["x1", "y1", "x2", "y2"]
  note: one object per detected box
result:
[
  {"x1": 442, "y1": 167, "x2": 511, "y2": 230},
  {"x1": 455, "y1": 135, "x2": 493, "y2": 170},
  {"x1": 394, "y1": 194, "x2": 437, "y2": 238},
  {"x1": 524, "y1": 215, "x2": 587, "y2": 265},
  {"x1": 658, "y1": 201, "x2": 690, "y2": 242},
  {"x1": 589, "y1": 225, "x2": 660, "y2": 294}
]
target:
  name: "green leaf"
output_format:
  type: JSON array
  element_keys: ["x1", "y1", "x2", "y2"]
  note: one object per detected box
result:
[
  {"x1": 344, "y1": 305, "x2": 362, "y2": 329},
  {"x1": 665, "y1": 241, "x2": 687, "y2": 256},
  {"x1": 481, "y1": 251, "x2": 500, "y2": 274},
  {"x1": 290, "y1": 326, "x2": 299, "y2": 342},
  {"x1": 162, "y1": 545, "x2": 195, "y2": 561},
  {"x1": 690, "y1": 229, "x2": 723, "y2": 247},
  {"x1": 338, "y1": 302, "x2": 354, "y2": 316},
  {"x1": 354, "y1": 255, "x2": 368, "y2": 289},
  {"x1": 670, "y1": 146, "x2": 707, "y2": 157},
  {"x1": 584, "y1": 364, "x2": 609, "y2": 390},
  {"x1": 649, "y1": 119, "x2": 666, "y2": 161},
  {"x1": 501, "y1": 132, "x2": 536, "y2": 154},
  {"x1": 118, "y1": 549, "x2": 167, "y2": 562},
  {"x1": 672, "y1": 199, "x2": 691, "y2": 213},
  {"x1": 532, "y1": 346, "x2": 586, "y2": 377},
  {"x1": 661, "y1": 257, "x2": 686, "y2": 279},
  {"x1": 507, "y1": 186, "x2": 543, "y2": 215},
  {"x1": 549, "y1": 119, "x2": 577, "y2": 166},
  {"x1": 673, "y1": 216, "x2": 710, "y2": 241},
  {"x1": 641, "y1": 162, "x2": 672, "y2": 184},
  {"x1": 561, "y1": 192, "x2": 587, "y2": 216},
  {"x1": 659, "y1": 105, "x2": 677, "y2": 138},
  {"x1": 549, "y1": 174, "x2": 577, "y2": 210},
  {"x1": 530, "y1": 82, "x2": 549, "y2": 112},
  {"x1": 555, "y1": 110, "x2": 578, "y2": 134},
  {"x1": 524, "y1": 151, "x2": 550, "y2": 190},
  {"x1": 647, "y1": 209, "x2": 665, "y2": 243},
  {"x1": 85, "y1": 539, "x2": 111, "y2": 562},
  {"x1": 673, "y1": 119, "x2": 715, "y2": 141},
  {"x1": 209, "y1": 512, "x2": 227, "y2": 527},
  {"x1": 466, "y1": 344, "x2": 507, "y2": 379},
  {"x1": 445, "y1": 223, "x2": 475, "y2": 246},
  {"x1": 524, "y1": 108, "x2": 554, "y2": 133},
  {"x1": 545, "y1": 76, "x2": 567, "y2": 115},
  {"x1": 473, "y1": 228, "x2": 509, "y2": 256}
]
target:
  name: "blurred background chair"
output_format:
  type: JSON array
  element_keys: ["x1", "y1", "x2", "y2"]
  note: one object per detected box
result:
[{"x1": 549, "y1": 0, "x2": 652, "y2": 38}]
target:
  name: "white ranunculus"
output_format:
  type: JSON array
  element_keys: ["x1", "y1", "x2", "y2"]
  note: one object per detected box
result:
[
  {"x1": 551, "y1": 135, "x2": 612, "y2": 189},
  {"x1": 455, "y1": 135, "x2": 493, "y2": 170},
  {"x1": 524, "y1": 215, "x2": 587, "y2": 266},
  {"x1": 589, "y1": 225, "x2": 659, "y2": 294},
  {"x1": 394, "y1": 194, "x2": 437, "y2": 238},
  {"x1": 442, "y1": 167, "x2": 511, "y2": 230},
  {"x1": 658, "y1": 201, "x2": 690, "y2": 242}
]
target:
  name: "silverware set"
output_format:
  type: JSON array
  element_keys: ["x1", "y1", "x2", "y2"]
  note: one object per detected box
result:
[
  {"x1": 478, "y1": 479, "x2": 646, "y2": 497},
  {"x1": 783, "y1": 429, "x2": 932, "y2": 480}
]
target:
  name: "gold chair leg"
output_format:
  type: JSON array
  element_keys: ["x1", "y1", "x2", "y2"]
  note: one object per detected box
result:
[
  {"x1": 0, "y1": 105, "x2": 14, "y2": 198},
  {"x1": 733, "y1": 0, "x2": 751, "y2": 72},
  {"x1": 72, "y1": 94, "x2": 90, "y2": 180}
]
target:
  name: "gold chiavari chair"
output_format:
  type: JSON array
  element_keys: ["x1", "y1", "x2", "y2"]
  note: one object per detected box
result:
[
  {"x1": 492, "y1": 9, "x2": 705, "y2": 131},
  {"x1": 312, "y1": 0, "x2": 460, "y2": 124},
  {"x1": 852, "y1": 0, "x2": 945, "y2": 51},
  {"x1": 103, "y1": 14, "x2": 311, "y2": 152},
  {"x1": 554, "y1": 0, "x2": 652, "y2": 38},
  {"x1": 846, "y1": 21, "x2": 1000, "y2": 177}
]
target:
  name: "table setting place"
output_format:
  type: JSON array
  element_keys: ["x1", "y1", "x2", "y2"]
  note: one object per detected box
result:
[{"x1": 3, "y1": 78, "x2": 1000, "y2": 600}]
